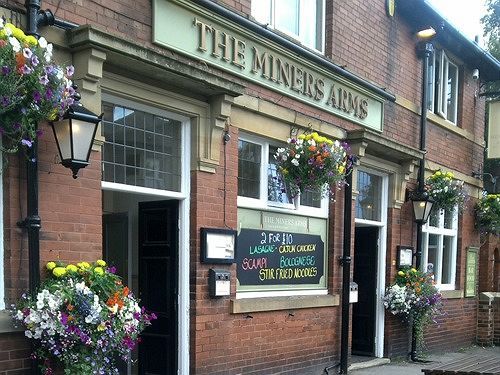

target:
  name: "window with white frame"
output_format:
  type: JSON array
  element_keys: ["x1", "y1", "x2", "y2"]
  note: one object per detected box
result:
[
  {"x1": 251, "y1": 0, "x2": 325, "y2": 52},
  {"x1": 428, "y1": 50, "x2": 459, "y2": 124},
  {"x1": 101, "y1": 101, "x2": 182, "y2": 192},
  {"x1": 237, "y1": 134, "x2": 326, "y2": 215},
  {"x1": 422, "y1": 208, "x2": 458, "y2": 289}
]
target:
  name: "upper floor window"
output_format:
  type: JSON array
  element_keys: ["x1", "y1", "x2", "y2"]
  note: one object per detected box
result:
[
  {"x1": 428, "y1": 50, "x2": 459, "y2": 124},
  {"x1": 251, "y1": 0, "x2": 325, "y2": 52},
  {"x1": 238, "y1": 134, "x2": 327, "y2": 216},
  {"x1": 422, "y1": 208, "x2": 458, "y2": 290}
]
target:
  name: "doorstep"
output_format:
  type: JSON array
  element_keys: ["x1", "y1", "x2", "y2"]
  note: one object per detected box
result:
[{"x1": 348, "y1": 358, "x2": 391, "y2": 371}]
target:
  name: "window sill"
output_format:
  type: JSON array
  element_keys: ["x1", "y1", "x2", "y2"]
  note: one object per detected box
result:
[
  {"x1": 0, "y1": 310, "x2": 23, "y2": 334},
  {"x1": 440, "y1": 289, "x2": 463, "y2": 299},
  {"x1": 230, "y1": 294, "x2": 339, "y2": 314}
]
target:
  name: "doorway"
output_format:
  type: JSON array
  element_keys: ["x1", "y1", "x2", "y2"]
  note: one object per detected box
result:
[
  {"x1": 103, "y1": 192, "x2": 179, "y2": 374},
  {"x1": 352, "y1": 226, "x2": 379, "y2": 356}
]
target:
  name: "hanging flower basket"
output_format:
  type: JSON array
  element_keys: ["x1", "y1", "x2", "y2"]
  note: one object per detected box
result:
[
  {"x1": 12, "y1": 260, "x2": 156, "y2": 374},
  {"x1": 425, "y1": 170, "x2": 466, "y2": 212},
  {"x1": 0, "y1": 20, "x2": 75, "y2": 154},
  {"x1": 383, "y1": 267, "x2": 443, "y2": 352},
  {"x1": 475, "y1": 193, "x2": 500, "y2": 235},
  {"x1": 274, "y1": 132, "x2": 351, "y2": 198}
]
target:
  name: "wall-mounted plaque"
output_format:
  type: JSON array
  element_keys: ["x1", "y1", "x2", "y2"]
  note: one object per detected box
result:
[
  {"x1": 465, "y1": 247, "x2": 479, "y2": 297},
  {"x1": 201, "y1": 228, "x2": 237, "y2": 264},
  {"x1": 397, "y1": 246, "x2": 414, "y2": 269}
]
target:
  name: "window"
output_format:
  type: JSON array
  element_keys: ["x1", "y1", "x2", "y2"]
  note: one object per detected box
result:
[
  {"x1": 251, "y1": 0, "x2": 325, "y2": 52},
  {"x1": 101, "y1": 101, "x2": 182, "y2": 191},
  {"x1": 428, "y1": 50, "x2": 459, "y2": 124},
  {"x1": 355, "y1": 170, "x2": 383, "y2": 222},
  {"x1": 422, "y1": 208, "x2": 458, "y2": 289},
  {"x1": 237, "y1": 134, "x2": 327, "y2": 216}
]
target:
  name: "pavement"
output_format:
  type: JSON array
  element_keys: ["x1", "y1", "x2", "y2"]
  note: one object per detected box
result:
[{"x1": 347, "y1": 345, "x2": 500, "y2": 374}]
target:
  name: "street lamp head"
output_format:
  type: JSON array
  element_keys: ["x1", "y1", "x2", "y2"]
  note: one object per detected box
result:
[
  {"x1": 50, "y1": 89, "x2": 102, "y2": 179},
  {"x1": 411, "y1": 190, "x2": 434, "y2": 225},
  {"x1": 416, "y1": 27, "x2": 436, "y2": 41}
]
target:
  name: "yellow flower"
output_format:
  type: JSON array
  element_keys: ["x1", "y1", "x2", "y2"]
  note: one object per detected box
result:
[
  {"x1": 94, "y1": 267, "x2": 104, "y2": 275},
  {"x1": 435, "y1": 171, "x2": 442, "y2": 176},
  {"x1": 11, "y1": 26, "x2": 26, "y2": 42},
  {"x1": 97, "y1": 323, "x2": 106, "y2": 332},
  {"x1": 282, "y1": 168, "x2": 288, "y2": 175},
  {"x1": 297, "y1": 134, "x2": 305, "y2": 140},
  {"x1": 338, "y1": 165, "x2": 345, "y2": 174},
  {"x1": 446, "y1": 171, "x2": 453, "y2": 178},
  {"x1": 77, "y1": 261, "x2": 91, "y2": 269},
  {"x1": 24, "y1": 35, "x2": 38, "y2": 46},
  {"x1": 47, "y1": 108, "x2": 58, "y2": 121},
  {"x1": 52, "y1": 267, "x2": 67, "y2": 277},
  {"x1": 96, "y1": 259, "x2": 107, "y2": 267},
  {"x1": 326, "y1": 139, "x2": 334, "y2": 145},
  {"x1": 46, "y1": 262, "x2": 57, "y2": 271},
  {"x1": 398, "y1": 270, "x2": 405, "y2": 276},
  {"x1": 411, "y1": 268, "x2": 417, "y2": 273},
  {"x1": 66, "y1": 264, "x2": 78, "y2": 273}
]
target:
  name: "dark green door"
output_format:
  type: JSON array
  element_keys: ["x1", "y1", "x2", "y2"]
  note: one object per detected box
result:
[{"x1": 138, "y1": 200, "x2": 178, "y2": 375}]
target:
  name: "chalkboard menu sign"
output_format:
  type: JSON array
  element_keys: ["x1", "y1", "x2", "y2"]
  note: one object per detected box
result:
[{"x1": 236, "y1": 228, "x2": 324, "y2": 286}]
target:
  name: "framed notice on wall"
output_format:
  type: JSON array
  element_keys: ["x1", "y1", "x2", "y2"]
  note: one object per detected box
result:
[{"x1": 465, "y1": 247, "x2": 479, "y2": 298}]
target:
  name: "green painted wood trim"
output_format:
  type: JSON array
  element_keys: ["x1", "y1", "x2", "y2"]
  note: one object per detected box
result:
[
  {"x1": 441, "y1": 290, "x2": 464, "y2": 299},
  {"x1": 230, "y1": 294, "x2": 339, "y2": 314}
]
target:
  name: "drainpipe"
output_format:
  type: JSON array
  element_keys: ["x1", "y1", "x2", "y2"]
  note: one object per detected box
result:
[{"x1": 339, "y1": 167, "x2": 354, "y2": 374}]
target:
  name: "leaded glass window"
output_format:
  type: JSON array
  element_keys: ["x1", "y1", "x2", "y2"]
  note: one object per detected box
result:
[{"x1": 102, "y1": 102, "x2": 182, "y2": 192}]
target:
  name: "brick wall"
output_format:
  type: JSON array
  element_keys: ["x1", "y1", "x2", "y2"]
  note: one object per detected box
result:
[{"x1": 0, "y1": 122, "x2": 102, "y2": 373}]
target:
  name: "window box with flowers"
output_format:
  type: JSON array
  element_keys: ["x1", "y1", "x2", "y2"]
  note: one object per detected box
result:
[
  {"x1": 12, "y1": 260, "x2": 156, "y2": 374},
  {"x1": 384, "y1": 267, "x2": 443, "y2": 354},
  {"x1": 0, "y1": 20, "x2": 74, "y2": 155}
]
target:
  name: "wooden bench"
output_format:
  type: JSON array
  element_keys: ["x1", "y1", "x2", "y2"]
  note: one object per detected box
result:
[{"x1": 422, "y1": 355, "x2": 500, "y2": 375}]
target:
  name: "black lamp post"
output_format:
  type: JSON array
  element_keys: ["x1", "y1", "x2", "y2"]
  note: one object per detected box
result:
[
  {"x1": 50, "y1": 91, "x2": 102, "y2": 179},
  {"x1": 408, "y1": 26, "x2": 436, "y2": 362}
]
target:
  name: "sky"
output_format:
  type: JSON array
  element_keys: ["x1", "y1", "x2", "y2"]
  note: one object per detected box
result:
[{"x1": 428, "y1": 0, "x2": 487, "y2": 43}]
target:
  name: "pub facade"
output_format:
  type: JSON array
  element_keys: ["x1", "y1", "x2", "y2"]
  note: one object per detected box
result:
[{"x1": 0, "y1": 0, "x2": 499, "y2": 373}]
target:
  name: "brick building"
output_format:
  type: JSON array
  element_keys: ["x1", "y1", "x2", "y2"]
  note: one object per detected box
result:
[{"x1": 0, "y1": 0, "x2": 499, "y2": 374}]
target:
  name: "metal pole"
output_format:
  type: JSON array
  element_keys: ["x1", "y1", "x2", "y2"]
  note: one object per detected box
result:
[
  {"x1": 339, "y1": 168, "x2": 353, "y2": 374},
  {"x1": 26, "y1": 141, "x2": 41, "y2": 294},
  {"x1": 411, "y1": 41, "x2": 433, "y2": 363}
]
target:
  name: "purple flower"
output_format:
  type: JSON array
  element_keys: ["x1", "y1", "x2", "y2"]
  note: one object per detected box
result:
[
  {"x1": 13, "y1": 122, "x2": 21, "y2": 130},
  {"x1": 21, "y1": 65, "x2": 33, "y2": 75},
  {"x1": 66, "y1": 65, "x2": 75, "y2": 77},
  {"x1": 44, "y1": 88, "x2": 53, "y2": 100},
  {"x1": 108, "y1": 266, "x2": 116, "y2": 274},
  {"x1": 31, "y1": 55, "x2": 39, "y2": 67},
  {"x1": 1, "y1": 96, "x2": 9, "y2": 107},
  {"x1": 60, "y1": 312, "x2": 68, "y2": 325},
  {"x1": 33, "y1": 91, "x2": 41, "y2": 103},
  {"x1": 39, "y1": 74, "x2": 49, "y2": 85},
  {"x1": 21, "y1": 139, "x2": 32, "y2": 148},
  {"x1": 1, "y1": 66, "x2": 10, "y2": 75},
  {"x1": 44, "y1": 65, "x2": 54, "y2": 75}
]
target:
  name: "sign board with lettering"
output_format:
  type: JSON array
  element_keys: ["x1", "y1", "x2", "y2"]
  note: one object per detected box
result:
[
  {"x1": 236, "y1": 208, "x2": 327, "y2": 292},
  {"x1": 153, "y1": 0, "x2": 385, "y2": 131},
  {"x1": 465, "y1": 247, "x2": 479, "y2": 298},
  {"x1": 487, "y1": 100, "x2": 500, "y2": 159},
  {"x1": 236, "y1": 228, "x2": 324, "y2": 286}
]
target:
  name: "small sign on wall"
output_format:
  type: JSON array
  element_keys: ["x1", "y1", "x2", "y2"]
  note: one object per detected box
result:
[
  {"x1": 465, "y1": 247, "x2": 479, "y2": 297},
  {"x1": 397, "y1": 246, "x2": 414, "y2": 269}
]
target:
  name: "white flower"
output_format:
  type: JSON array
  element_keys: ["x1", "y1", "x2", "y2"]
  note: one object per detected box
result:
[
  {"x1": 8, "y1": 37, "x2": 21, "y2": 52},
  {"x1": 38, "y1": 36, "x2": 47, "y2": 48},
  {"x1": 291, "y1": 159, "x2": 299, "y2": 166},
  {"x1": 44, "y1": 43, "x2": 53, "y2": 62},
  {"x1": 0, "y1": 19, "x2": 4, "y2": 28}
]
